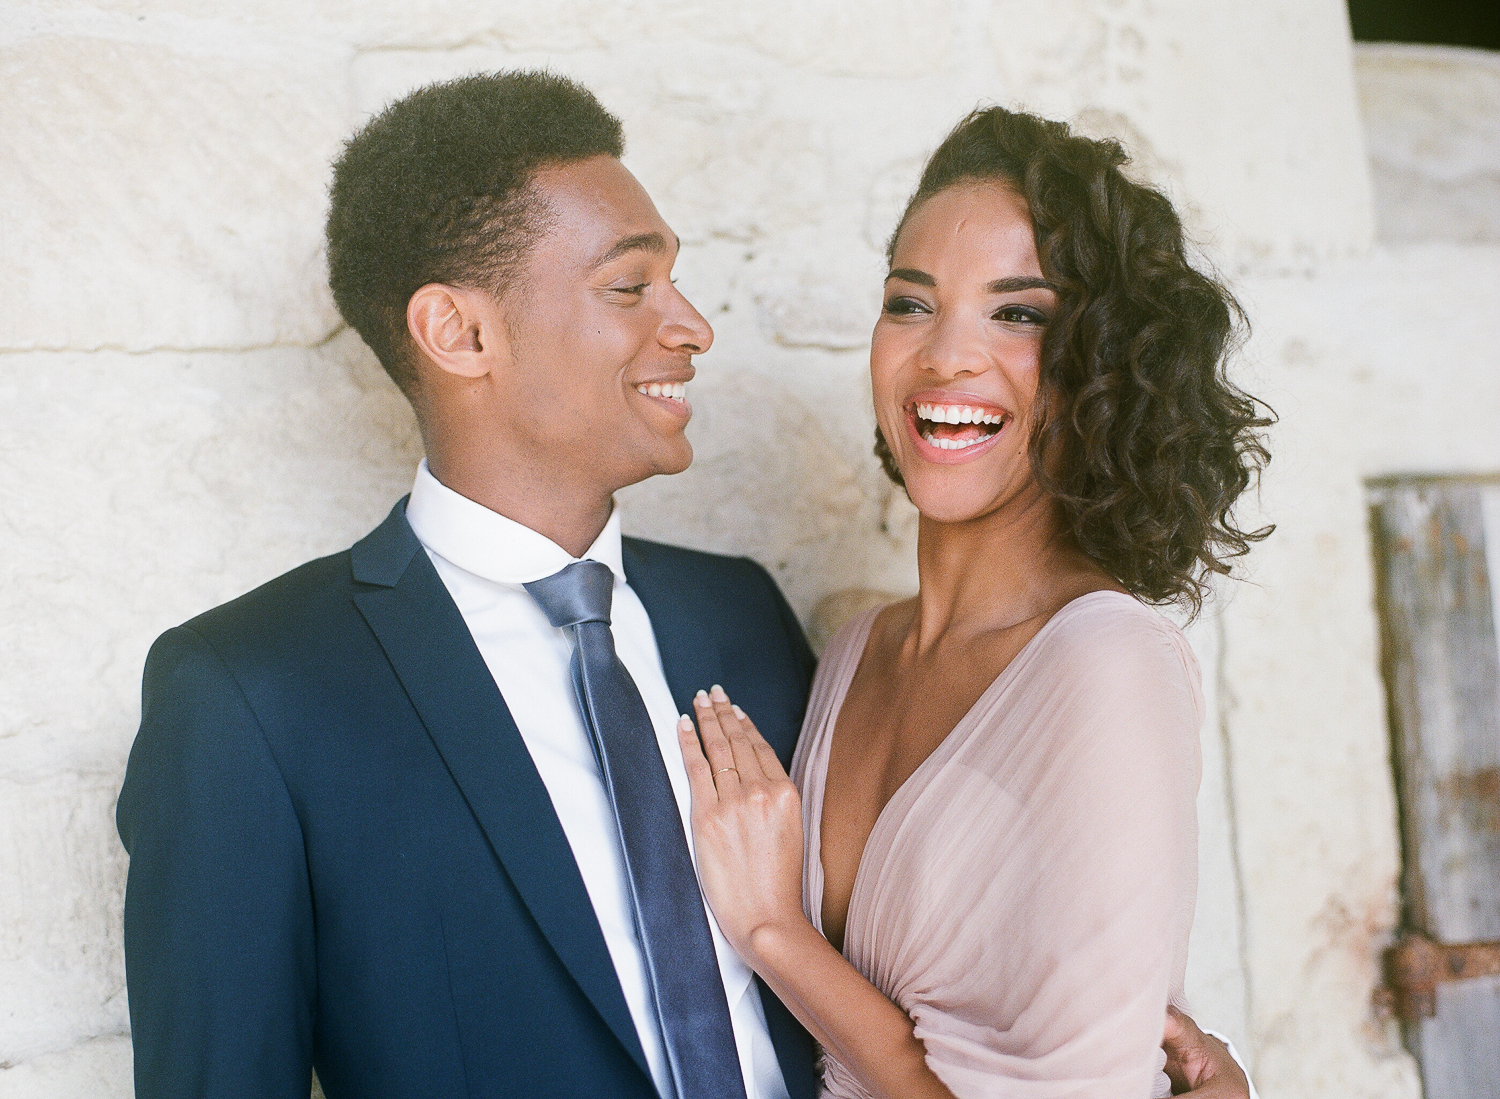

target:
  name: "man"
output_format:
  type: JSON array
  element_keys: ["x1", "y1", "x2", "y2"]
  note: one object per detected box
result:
[{"x1": 117, "y1": 71, "x2": 1250, "y2": 1099}]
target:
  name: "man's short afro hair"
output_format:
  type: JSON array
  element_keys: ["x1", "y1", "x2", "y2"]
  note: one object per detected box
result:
[{"x1": 326, "y1": 70, "x2": 624, "y2": 392}]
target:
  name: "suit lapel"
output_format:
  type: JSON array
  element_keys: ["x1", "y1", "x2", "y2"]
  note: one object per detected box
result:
[
  {"x1": 350, "y1": 504, "x2": 651, "y2": 1081},
  {"x1": 621, "y1": 539, "x2": 725, "y2": 716}
]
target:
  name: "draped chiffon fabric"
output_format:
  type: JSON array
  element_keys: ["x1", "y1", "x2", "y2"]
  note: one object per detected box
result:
[{"x1": 791, "y1": 592, "x2": 1202, "y2": 1099}]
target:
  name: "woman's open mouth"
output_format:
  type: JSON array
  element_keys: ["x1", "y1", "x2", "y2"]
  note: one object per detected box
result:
[{"x1": 906, "y1": 399, "x2": 1010, "y2": 460}]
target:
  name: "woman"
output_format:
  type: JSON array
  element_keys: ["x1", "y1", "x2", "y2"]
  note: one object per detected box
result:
[{"x1": 677, "y1": 106, "x2": 1270, "y2": 1098}]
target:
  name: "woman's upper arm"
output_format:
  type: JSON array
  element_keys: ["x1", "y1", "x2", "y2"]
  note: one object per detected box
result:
[{"x1": 989, "y1": 615, "x2": 1202, "y2": 1090}]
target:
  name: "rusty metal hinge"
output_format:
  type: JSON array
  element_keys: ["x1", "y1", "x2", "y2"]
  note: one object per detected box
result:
[{"x1": 1377, "y1": 932, "x2": 1500, "y2": 1019}]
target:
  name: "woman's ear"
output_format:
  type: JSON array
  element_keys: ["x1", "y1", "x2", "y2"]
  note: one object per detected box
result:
[{"x1": 406, "y1": 283, "x2": 507, "y2": 380}]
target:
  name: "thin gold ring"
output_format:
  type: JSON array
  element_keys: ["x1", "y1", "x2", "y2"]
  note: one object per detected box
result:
[{"x1": 712, "y1": 767, "x2": 738, "y2": 779}]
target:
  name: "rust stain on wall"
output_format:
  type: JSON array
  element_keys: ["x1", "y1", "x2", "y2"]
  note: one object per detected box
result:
[{"x1": 1438, "y1": 767, "x2": 1500, "y2": 835}]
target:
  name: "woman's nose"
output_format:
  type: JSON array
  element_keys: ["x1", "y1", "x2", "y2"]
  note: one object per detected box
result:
[{"x1": 918, "y1": 316, "x2": 988, "y2": 379}]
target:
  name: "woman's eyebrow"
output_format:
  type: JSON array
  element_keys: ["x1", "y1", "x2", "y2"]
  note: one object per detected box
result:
[
  {"x1": 885, "y1": 269, "x2": 1057, "y2": 294},
  {"x1": 885, "y1": 267, "x2": 934, "y2": 286},
  {"x1": 986, "y1": 275, "x2": 1058, "y2": 293}
]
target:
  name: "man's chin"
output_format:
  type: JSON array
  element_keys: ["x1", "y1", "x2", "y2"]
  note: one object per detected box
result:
[
  {"x1": 651, "y1": 439, "x2": 694, "y2": 478},
  {"x1": 661, "y1": 443, "x2": 693, "y2": 476},
  {"x1": 608, "y1": 442, "x2": 694, "y2": 492}
]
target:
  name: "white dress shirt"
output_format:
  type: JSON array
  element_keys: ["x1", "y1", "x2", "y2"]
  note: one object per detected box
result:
[{"x1": 405, "y1": 461, "x2": 789, "y2": 1099}]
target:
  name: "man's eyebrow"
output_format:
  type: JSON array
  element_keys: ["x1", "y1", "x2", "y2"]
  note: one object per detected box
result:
[{"x1": 591, "y1": 231, "x2": 675, "y2": 269}]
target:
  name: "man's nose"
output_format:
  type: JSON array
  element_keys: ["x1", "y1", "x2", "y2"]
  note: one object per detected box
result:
[{"x1": 660, "y1": 282, "x2": 714, "y2": 355}]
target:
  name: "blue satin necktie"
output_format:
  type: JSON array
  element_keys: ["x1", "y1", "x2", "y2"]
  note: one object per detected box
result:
[{"x1": 525, "y1": 559, "x2": 748, "y2": 1099}]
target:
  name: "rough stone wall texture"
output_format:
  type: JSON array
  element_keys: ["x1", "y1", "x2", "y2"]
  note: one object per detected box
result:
[
  {"x1": 1, "y1": 0, "x2": 1492, "y2": 1095},
  {"x1": 1224, "y1": 248, "x2": 1500, "y2": 1099}
]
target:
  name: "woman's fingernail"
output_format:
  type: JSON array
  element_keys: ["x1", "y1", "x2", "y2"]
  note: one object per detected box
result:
[
  {"x1": 694, "y1": 689, "x2": 709, "y2": 704},
  {"x1": 678, "y1": 714, "x2": 693, "y2": 730},
  {"x1": 710, "y1": 684, "x2": 728, "y2": 702},
  {"x1": 731, "y1": 704, "x2": 745, "y2": 718}
]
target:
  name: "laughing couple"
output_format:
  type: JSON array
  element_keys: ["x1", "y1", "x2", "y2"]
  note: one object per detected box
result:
[{"x1": 118, "y1": 71, "x2": 1268, "y2": 1099}]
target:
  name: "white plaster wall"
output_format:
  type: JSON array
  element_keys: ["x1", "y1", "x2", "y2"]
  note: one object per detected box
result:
[
  {"x1": 1219, "y1": 244, "x2": 1500, "y2": 1099},
  {"x1": 1356, "y1": 43, "x2": 1500, "y2": 244},
  {"x1": 4, "y1": 3, "x2": 1491, "y2": 1097}
]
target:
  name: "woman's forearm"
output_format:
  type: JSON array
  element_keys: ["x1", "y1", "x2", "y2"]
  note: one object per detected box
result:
[{"x1": 746, "y1": 919, "x2": 956, "y2": 1099}]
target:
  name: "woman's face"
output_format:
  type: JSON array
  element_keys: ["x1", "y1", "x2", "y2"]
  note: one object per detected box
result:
[{"x1": 871, "y1": 180, "x2": 1058, "y2": 525}]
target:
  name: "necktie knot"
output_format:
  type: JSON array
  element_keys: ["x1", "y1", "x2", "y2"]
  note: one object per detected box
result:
[{"x1": 524, "y1": 559, "x2": 615, "y2": 630}]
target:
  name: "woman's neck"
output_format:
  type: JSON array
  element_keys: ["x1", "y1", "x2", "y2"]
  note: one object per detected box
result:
[{"x1": 909, "y1": 491, "x2": 1112, "y2": 654}]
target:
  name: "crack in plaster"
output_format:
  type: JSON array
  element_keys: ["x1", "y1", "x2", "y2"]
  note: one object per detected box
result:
[
  {"x1": 0, "y1": 325, "x2": 349, "y2": 358},
  {"x1": 0, "y1": 1028, "x2": 131, "y2": 1075},
  {"x1": 1214, "y1": 607, "x2": 1257, "y2": 1057}
]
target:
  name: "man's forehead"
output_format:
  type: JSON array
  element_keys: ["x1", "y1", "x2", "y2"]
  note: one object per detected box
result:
[{"x1": 529, "y1": 156, "x2": 674, "y2": 261}]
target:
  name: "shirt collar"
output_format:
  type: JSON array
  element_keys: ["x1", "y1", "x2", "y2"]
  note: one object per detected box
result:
[{"x1": 405, "y1": 459, "x2": 625, "y2": 587}]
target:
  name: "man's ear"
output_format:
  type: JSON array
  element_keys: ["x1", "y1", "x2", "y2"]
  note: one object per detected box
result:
[{"x1": 406, "y1": 283, "x2": 508, "y2": 380}]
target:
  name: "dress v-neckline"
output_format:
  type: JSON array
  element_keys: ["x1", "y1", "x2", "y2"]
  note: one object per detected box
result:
[{"x1": 810, "y1": 590, "x2": 1134, "y2": 947}]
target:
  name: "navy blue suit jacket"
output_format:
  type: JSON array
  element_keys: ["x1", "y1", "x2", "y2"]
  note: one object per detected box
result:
[{"x1": 117, "y1": 501, "x2": 819, "y2": 1099}]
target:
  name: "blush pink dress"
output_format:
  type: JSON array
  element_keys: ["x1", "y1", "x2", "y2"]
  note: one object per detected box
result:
[{"x1": 792, "y1": 592, "x2": 1202, "y2": 1099}]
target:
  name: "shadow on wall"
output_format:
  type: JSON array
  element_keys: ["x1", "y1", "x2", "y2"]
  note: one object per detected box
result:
[{"x1": 1348, "y1": 0, "x2": 1500, "y2": 53}]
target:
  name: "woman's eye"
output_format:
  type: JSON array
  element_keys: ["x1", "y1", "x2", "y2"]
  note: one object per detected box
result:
[
  {"x1": 883, "y1": 296, "x2": 929, "y2": 316},
  {"x1": 611, "y1": 283, "x2": 649, "y2": 297},
  {"x1": 994, "y1": 305, "x2": 1047, "y2": 325}
]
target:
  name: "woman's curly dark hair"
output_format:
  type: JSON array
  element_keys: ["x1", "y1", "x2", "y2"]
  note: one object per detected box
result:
[{"x1": 874, "y1": 106, "x2": 1273, "y2": 615}]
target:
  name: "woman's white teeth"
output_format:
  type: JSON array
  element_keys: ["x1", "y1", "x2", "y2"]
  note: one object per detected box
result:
[
  {"x1": 636, "y1": 382, "x2": 686, "y2": 401},
  {"x1": 915, "y1": 403, "x2": 1004, "y2": 425},
  {"x1": 923, "y1": 433, "x2": 987, "y2": 450}
]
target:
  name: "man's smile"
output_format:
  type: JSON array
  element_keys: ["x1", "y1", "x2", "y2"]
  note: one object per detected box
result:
[{"x1": 634, "y1": 379, "x2": 692, "y2": 419}]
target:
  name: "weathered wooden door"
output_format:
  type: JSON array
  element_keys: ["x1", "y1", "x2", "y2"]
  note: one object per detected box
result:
[{"x1": 1371, "y1": 477, "x2": 1500, "y2": 1098}]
